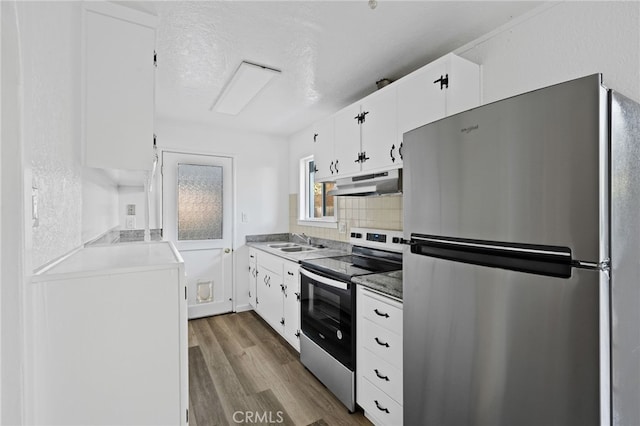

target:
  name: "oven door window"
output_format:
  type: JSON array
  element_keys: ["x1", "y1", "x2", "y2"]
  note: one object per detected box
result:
[{"x1": 300, "y1": 270, "x2": 354, "y2": 369}]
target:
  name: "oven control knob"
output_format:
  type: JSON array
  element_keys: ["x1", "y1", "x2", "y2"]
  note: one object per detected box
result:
[
  {"x1": 337, "y1": 330, "x2": 343, "y2": 340},
  {"x1": 392, "y1": 237, "x2": 400, "y2": 243}
]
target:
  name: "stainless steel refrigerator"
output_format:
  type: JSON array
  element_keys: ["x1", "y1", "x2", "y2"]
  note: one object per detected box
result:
[{"x1": 403, "y1": 74, "x2": 640, "y2": 426}]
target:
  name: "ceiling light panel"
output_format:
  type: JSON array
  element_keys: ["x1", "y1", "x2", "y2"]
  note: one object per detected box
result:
[{"x1": 211, "y1": 61, "x2": 281, "y2": 115}]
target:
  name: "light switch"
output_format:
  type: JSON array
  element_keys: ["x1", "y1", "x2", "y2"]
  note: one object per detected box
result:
[
  {"x1": 241, "y1": 212, "x2": 248, "y2": 223},
  {"x1": 126, "y1": 204, "x2": 136, "y2": 215}
]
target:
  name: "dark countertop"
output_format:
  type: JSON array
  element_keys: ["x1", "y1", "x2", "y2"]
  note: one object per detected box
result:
[{"x1": 353, "y1": 270, "x2": 403, "y2": 301}]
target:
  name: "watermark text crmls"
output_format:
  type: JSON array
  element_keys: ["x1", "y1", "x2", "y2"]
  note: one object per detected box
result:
[{"x1": 232, "y1": 410, "x2": 284, "y2": 424}]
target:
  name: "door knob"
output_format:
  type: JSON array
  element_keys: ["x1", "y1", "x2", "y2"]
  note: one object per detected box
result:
[{"x1": 224, "y1": 248, "x2": 231, "y2": 253}]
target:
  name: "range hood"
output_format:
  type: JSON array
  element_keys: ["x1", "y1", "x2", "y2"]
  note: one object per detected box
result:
[{"x1": 327, "y1": 169, "x2": 402, "y2": 197}]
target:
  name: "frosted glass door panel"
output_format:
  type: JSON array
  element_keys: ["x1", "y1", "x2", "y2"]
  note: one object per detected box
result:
[{"x1": 177, "y1": 164, "x2": 223, "y2": 241}]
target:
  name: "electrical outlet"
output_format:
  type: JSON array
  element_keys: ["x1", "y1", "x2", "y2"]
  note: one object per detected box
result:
[
  {"x1": 338, "y1": 222, "x2": 347, "y2": 234},
  {"x1": 126, "y1": 216, "x2": 136, "y2": 229},
  {"x1": 126, "y1": 204, "x2": 136, "y2": 215}
]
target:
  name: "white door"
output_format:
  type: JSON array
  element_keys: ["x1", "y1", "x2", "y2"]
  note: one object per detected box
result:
[{"x1": 162, "y1": 151, "x2": 233, "y2": 318}]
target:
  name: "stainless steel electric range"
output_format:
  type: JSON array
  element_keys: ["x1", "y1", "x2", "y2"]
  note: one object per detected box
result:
[{"x1": 299, "y1": 228, "x2": 403, "y2": 412}]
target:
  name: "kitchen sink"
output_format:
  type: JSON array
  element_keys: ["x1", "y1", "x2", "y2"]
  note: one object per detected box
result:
[
  {"x1": 269, "y1": 243, "x2": 300, "y2": 248},
  {"x1": 280, "y1": 246, "x2": 315, "y2": 252}
]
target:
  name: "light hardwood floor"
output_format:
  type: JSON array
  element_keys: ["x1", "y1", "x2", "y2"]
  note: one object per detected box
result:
[{"x1": 188, "y1": 311, "x2": 372, "y2": 426}]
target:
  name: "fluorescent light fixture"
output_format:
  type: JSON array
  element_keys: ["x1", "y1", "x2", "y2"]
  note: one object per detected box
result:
[{"x1": 211, "y1": 61, "x2": 281, "y2": 115}]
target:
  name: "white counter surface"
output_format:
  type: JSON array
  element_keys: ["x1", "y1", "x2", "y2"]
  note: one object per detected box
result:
[{"x1": 33, "y1": 241, "x2": 183, "y2": 280}]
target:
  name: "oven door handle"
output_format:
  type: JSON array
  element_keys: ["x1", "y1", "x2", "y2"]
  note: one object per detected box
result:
[{"x1": 300, "y1": 268, "x2": 348, "y2": 290}]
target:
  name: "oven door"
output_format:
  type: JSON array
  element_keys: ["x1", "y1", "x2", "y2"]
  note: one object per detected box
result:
[{"x1": 300, "y1": 267, "x2": 355, "y2": 370}]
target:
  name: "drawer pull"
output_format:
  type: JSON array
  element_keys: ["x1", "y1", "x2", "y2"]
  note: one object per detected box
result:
[
  {"x1": 374, "y1": 400, "x2": 390, "y2": 414},
  {"x1": 287, "y1": 271, "x2": 295, "y2": 276},
  {"x1": 374, "y1": 369, "x2": 390, "y2": 381},
  {"x1": 375, "y1": 337, "x2": 390, "y2": 348},
  {"x1": 374, "y1": 308, "x2": 389, "y2": 318}
]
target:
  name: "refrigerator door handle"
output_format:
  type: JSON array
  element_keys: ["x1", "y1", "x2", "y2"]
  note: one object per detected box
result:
[{"x1": 409, "y1": 233, "x2": 573, "y2": 278}]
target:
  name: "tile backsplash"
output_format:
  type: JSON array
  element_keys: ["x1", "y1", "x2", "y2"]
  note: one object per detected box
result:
[{"x1": 289, "y1": 193, "x2": 403, "y2": 242}]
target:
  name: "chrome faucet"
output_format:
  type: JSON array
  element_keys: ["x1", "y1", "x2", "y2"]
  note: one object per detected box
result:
[{"x1": 292, "y1": 233, "x2": 312, "y2": 245}]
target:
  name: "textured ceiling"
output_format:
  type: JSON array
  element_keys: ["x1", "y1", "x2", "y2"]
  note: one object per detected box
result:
[{"x1": 134, "y1": 1, "x2": 543, "y2": 137}]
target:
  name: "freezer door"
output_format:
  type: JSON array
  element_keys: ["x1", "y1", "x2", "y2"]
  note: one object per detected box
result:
[
  {"x1": 403, "y1": 74, "x2": 608, "y2": 263},
  {"x1": 404, "y1": 252, "x2": 606, "y2": 426}
]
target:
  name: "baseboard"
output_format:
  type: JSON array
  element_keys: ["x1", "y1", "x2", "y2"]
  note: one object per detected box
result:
[{"x1": 234, "y1": 303, "x2": 253, "y2": 313}]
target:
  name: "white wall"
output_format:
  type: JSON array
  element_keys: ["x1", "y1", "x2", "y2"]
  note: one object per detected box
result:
[
  {"x1": 18, "y1": 1, "x2": 119, "y2": 268},
  {"x1": 156, "y1": 118, "x2": 289, "y2": 310},
  {"x1": 118, "y1": 185, "x2": 160, "y2": 230},
  {"x1": 457, "y1": 2, "x2": 640, "y2": 103},
  {"x1": 1, "y1": 2, "x2": 24, "y2": 423}
]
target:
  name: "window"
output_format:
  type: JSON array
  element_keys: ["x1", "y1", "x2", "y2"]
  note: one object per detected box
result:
[
  {"x1": 300, "y1": 156, "x2": 336, "y2": 224},
  {"x1": 177, "y1": 163, "x2": 223, "y2": 240}
]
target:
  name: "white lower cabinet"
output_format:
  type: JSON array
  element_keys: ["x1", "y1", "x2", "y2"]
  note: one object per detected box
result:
[
  {"x1": 357, "y1": 286, "x2": 403, "y2": 426},
  {"x1": 248, "y1": 248, "x2": 257, "y2": 309},
  {"x1": 30, "y1": 242, "x2": 188, "y2": 425},
  {"x1": 252, "y1": 249, "x2": 301, "y2": 352}
]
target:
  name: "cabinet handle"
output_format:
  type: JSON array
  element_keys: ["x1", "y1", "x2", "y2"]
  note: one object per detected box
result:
[
  {"x1": 295, "y1": 292, "x2": 300, "y2": 301},
  {"x1": 334, "y1": 159, "x2": 339, "y2": 173},
  {"x1": 330, "y1": 161, "x2": 334, "y2": 174},
  {"x1": 389, "y1": 144, "x2": 396, "y2": 163},
  {"x1": 263, "y1": 275, "x2": 267, "y2": 284},
  {"x1": 314, "y1": 165, "x2": 318, "y2": 173},
  {"x1": 249, "y1": 290, "x2": 252, "y2": 298},
  {"x1": 295, "y1": 330, "x2": 300, "y2": 338},
  {"x1": 280, "y1": 283, "x2": 285, "y2": 292},
  {"x1": 287, "y1": 271, "x2": 294, "y2": 276},
  {"x1": 374, "y1": 308, "x2": 390, "y2": 318},
  {"x1": 361, "y1": 151, "x2": 370, "y2": 163},
  {"x1": 374, "y1": 369, "x2": 390, "y2": 381},
  {"x1": 313, "y1": 133, "x2": 318, "y2": 142},
  {"x1": 399, "y1": 142, "x2": 403, "y2": 160},
  {"x1": 434, "y1": 74, "x2": 449, "y2": 90},
  {"x1": 280, "y1": 318, "x2": 285, "y2": 326},
  {"x1": 374, "y1": 400, "x2": 390, "y2": 414},
  {"x1": 375, "y1": 337, "x2": 390, "y2": 347},
  {"x1": 354, "y1": 153, "x2": 361, "y2": 163},
  {"x1": 250, "y1": 255, "x2": 255, "y2": 259}
]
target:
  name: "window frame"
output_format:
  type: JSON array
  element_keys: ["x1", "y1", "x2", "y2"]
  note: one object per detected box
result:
[{"x1": 298, "y1": 156, "x2": 337, "y2": 228}]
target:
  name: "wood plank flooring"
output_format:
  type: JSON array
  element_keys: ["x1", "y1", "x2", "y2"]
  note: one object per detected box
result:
[{"x1": 188, "y1": 311, "x2": 372, "y2": 426}]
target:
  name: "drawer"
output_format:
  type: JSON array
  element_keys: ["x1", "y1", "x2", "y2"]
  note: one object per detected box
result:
[
  {"x1": 257, "y1": 252, "x2": 283, "y2": 276},
  {"x1": 361, "y1": 289, "x2": 402, "y2": 334},
  {"x1": 360, "y1": 377, "x2": 403, "y2": 426},
  {"x1": 283, "y1": 261, "x2": 299, "y2": 287},
  {"x1": 361, "y1": 348, "x2": 403, "y2": 404},
  {"x1": 362, "y1": 318, "x2": 402, "y2": 369}
]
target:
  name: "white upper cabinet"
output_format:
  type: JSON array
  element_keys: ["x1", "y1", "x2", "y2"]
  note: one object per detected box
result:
[
  {"x1": 396, "y1": 53, "x2": 480, "y2": 165},
  {"x1": 312, "y1": 117, "x2": 336, "y2": 182},
  {"x1": 333, "y1": 103, "x2": 362, "y2": 178},
  {"x1": 310, "y1": 53, "x2": 479, "y2": 181},
  {"x1": 83, "y1": 2, "x2": 157, "y2": 171},
  {"x1": 360, "y1": 88, "x2": 398, "y2": 172}
]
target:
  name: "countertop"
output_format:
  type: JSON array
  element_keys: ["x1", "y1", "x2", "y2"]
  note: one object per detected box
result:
[
  {"x1": 352, "y1": 270, "x2": 403, "y2": 301},
  {"x1": 247, "y1": 241, "x2": 347, "y2": 263}
]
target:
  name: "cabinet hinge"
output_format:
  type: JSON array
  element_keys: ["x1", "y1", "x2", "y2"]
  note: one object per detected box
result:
[
  {"x1": 185, "y1": 287, "x2": 187, "y2": 300},
  {"x1": 280, "y1": 318, "x2": 285, "y2": 326},
  {"x1": 313, "y1": 133, "x2": 318, "y2": 143},
  {"x1": 295, "y1": 330, "x2": 300, "y2": 338},
  {"x1": 154, "y1": 50, "x2": 158, "y2": 67},
  {"x1": 186, "y1": 409, "x2": 188, "y2": 423},
  {"x1": 434, "y1": 74, "x2": 449, "y2": 90},
  {"x1": 153, "y1": 134, "x2": 157, "y2": 147},
  {"x1": 295, "y1": 292, "x2": 300, "y2": 302}
]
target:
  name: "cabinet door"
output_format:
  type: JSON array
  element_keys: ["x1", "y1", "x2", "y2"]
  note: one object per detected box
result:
[
  {"x1": 313, "y1": 118, "x2": 336, "y2": 182},
  {"x1": 333, "y1": 103, "x2": 362, "y2": 178},
  {"x1": 248, "y1": 249, "x2": 257, "y2": 309},
  {"x1": 256, "y1": 268, "x2": 284, "y2": 333},
  {"x1": 396, "y1": 59, "x2": 448, "y2": 159},
  {"x1": 83, "y1": 3, "x2": 156, "y2": 171},
  {"x1": 360, "y1": 88, "x2": 398, "y2": 172},
  {"x1": 282, "y1": 261, "x2": 300, "y2": 351}
]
